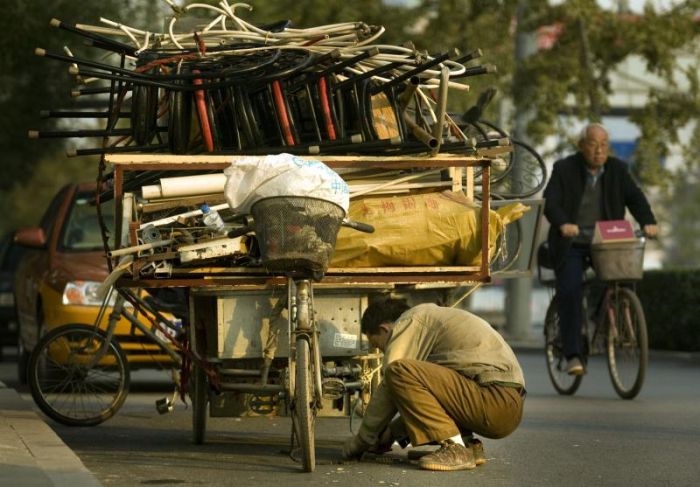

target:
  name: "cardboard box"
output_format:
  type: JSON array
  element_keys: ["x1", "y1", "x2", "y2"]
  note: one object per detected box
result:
[{"x1": 592, "y1": 220, "x2": 636, "y2": 244}]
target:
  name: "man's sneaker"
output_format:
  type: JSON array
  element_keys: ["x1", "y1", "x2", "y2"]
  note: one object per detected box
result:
[
  {"x1": 408, "y1": 437, "x2": 486, "y2": 466},
  {"x1": 418, "y1": 440, "x2": 476, "y2": 471},
  {"x1": 566, "y1": 357, "x2": 585, "y2": 375},
  {"x1": 468, "y1": 438, "x2": 486, "y2": 466}
]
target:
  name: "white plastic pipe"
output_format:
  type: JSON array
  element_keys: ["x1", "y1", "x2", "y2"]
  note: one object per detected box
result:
[{"x1": 142, "y1": 173, "x2": 227, "y2": 199}]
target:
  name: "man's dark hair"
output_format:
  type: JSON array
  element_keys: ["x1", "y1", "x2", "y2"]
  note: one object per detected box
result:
[{"x1": 361, "y1": 297, "x2": 410, "y2": 335}]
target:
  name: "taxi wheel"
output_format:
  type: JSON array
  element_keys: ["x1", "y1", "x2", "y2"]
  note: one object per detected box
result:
[{"x1": 17, "y1": 337, "x2": 29, "y2": 385}]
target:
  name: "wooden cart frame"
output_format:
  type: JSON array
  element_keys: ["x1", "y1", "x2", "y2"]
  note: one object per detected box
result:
[{"x1": 105, "y1": 152, "x2": 495, "y2": 472}]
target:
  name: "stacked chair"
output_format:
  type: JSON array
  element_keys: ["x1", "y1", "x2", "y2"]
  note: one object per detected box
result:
[{"x1": 30, "y1": 3, "x2": 501, "y2": 159}]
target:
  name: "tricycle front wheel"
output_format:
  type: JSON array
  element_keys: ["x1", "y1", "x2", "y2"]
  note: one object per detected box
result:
[
  {"x1": 191, "y1": 362, "x2": 208, "y2": 444},
  {"x1": 292, "y1": 337, "x2": 316, "y2": 472}
]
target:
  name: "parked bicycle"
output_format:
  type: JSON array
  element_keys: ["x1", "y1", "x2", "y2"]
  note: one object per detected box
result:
[{"x1": 538, "y1": 237, "x2": 649, "y2": 399}]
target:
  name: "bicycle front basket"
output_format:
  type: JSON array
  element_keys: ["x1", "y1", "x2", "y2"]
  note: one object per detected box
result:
[
  {"x1": 250, "y1": 196, "x2": 345, "y2": 275},
  {"x1": 591, "y1": 239, "x2": 645, "y2": 281}
]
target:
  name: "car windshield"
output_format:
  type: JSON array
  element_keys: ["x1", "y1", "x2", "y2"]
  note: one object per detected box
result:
[{"x1": 60, "y1": 194, "x2": 115, "y2": 251}]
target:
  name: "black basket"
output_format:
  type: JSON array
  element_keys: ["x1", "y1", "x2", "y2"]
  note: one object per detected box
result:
[{"x1": 250, "y1": 196, "x2": 345, "y2": 276}]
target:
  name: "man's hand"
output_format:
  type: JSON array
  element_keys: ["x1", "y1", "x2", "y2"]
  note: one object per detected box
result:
[
  {"x1": 643, "y1": 224, "x2": 658, "y2": 238},
  {"x1": 368, "y1": 427, "x2": 394, "y2": 454},
  {"x1": 560, "y1": 223, "x2": 579, "y2": 238},
  {"x1": 342, "y1": 435, "x2": 372, "y2": 460}
]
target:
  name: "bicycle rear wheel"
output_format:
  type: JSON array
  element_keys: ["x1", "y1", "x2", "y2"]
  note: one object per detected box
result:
[
  {"x1": 28, "y1": 324, "x2": 130, "y2": 426},
  {"x1": 490, "y1": 216, "x2": 522, "y2": 273},
  {"x1": 606, "y1": 287, "x2": 648, "y2": 399},
  {"x1": 292, "y1": 336, "x2": 316, "y2": 472},
  {"x1": 491, "y1": 139, "x2": 547, "y2": 198},
  {"x1": 544, "y1": 297, "x2": 583, "y2": 395}
]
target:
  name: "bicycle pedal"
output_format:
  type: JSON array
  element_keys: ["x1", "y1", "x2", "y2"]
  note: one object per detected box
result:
[
  {"x1": 250, "y1": 395, "x2": 276, "y2": 415},
  {"x1": 155, "y1": 397, "x2": 174, "y2": 414},
  {"x1": 321, "y1": 377, "x2": 345, "y2": 400}
]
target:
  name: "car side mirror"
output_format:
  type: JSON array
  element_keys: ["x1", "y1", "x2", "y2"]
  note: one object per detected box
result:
[{"x1": 14, "y1": 227, "x2": 47, "y2": 248}]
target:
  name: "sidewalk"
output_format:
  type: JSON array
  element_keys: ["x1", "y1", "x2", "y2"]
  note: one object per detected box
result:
[{"x1": 0, "y1": 380, "x2": 102, "y2": 487}]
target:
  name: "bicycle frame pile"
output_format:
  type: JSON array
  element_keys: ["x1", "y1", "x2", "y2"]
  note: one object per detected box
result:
[{"x1": 31, "y1": 1, "x2": 504, "y2": 159}]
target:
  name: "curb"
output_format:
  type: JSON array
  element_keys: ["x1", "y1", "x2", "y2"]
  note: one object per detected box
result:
[{"x1": 0, "y1": 381, "x2": 102, "y2": 487}]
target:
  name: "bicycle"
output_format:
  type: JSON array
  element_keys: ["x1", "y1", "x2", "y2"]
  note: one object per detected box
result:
[
  {"x1": 220, "y1": 196, "x2": 373, "y2": 471},
  {"x1": 538, "y1": 237, "x2": 649, "y2": 399}
]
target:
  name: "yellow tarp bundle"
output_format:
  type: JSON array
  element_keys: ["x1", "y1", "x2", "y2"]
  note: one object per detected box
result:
[{"x1": 331, "y1": 191, "x2": 528, "y2": 267}]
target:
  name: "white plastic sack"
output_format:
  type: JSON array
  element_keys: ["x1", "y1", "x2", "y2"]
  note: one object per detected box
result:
[{"x1": 224, "y1": 154, "x2": 349, "y2": 214}]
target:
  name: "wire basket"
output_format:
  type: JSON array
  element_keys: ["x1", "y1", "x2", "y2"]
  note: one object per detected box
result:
[
  {"x1": 591, "y1": 239, "x2": 645, "y2": 282},
  {"x1": 250, "y1": 196, "x2": 345, "y2": 276}
]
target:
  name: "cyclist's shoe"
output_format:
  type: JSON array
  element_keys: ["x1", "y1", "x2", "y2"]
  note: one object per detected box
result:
[
  {"x1": 566, "y1": 357, "x2": 585, "y2": 375},
  {"x1": 418, "y1": 440, "x2": 476, "y2": 471}
]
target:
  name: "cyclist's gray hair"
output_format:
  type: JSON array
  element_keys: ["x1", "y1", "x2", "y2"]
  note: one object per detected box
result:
[{"x1": 578, "y1": 123, "x2": 609, "y2": 144}]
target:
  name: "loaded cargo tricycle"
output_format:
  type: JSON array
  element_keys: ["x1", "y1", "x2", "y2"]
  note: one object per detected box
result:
[{"x1": 25, "y1": 2, "x2": 544, "y2": 473}]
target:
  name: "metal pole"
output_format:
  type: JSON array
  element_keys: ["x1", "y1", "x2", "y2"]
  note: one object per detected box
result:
[{"x1": 505, "y1": 0, "x2": 537, "y2": 341}]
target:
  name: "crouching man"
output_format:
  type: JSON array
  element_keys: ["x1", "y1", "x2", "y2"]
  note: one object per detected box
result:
[{"x1": 342, "y1": 297, "x2": 525, "y2": 471}]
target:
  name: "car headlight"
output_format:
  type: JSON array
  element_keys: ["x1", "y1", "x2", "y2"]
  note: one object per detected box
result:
[{"x1": 62, "y1": 281, "x2": 111, "y2": 306}]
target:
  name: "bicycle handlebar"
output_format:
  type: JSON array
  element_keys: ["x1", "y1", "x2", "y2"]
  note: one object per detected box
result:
[
  {"x1": 227, "y1": 225, "x2": 254, "y2": 239},
  {"x1": 341, "y1": 219, "x2": 375, "y2": 234},
  {"x1": 227, "y1": 218, "x2": 375, "y2": 238}
]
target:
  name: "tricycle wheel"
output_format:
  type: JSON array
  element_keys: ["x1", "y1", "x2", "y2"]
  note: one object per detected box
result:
[
  {"x1": 292, "y1": 337, "x2": 315, "y2": 472},
  {"x1": 28, "y1": 324, "x2": 129, "y2": 426},
  {"x1": 192, "y1": 362, "x2": 208, "y2": 444}
]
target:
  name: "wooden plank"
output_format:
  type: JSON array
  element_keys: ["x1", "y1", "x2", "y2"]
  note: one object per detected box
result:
[
  {"x1": 449, "y1": 167, "x2": 463, "y2": 193},
  {"x1": 117, "y1": 273, "x2": 489, "y2": 289},
  {"x1": 160, "y1": 265, "x2": 480, "y2": 275},
  {"x1": 465, "y1": 166, "x2": 474, "y2": 200}
]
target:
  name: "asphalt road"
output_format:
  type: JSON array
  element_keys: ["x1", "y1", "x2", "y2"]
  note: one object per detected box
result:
[{"x1": 2, "y1": 347, "x2": 699, "y2": 487}]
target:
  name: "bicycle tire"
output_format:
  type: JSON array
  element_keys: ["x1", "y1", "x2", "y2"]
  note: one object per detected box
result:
[
  {"x1": 544, "y1": 297, "x2": 583, "y2": 395},
  {"x1": 606, "y1": 287, "x2": 648, "y2": 399},
  {"x1": 131, "y1": 83, "x2": 159, "y2": 145},
  {"x1": 473, "y1": 120, "x2": 514, "y2": 184},
  {"x1": 191, "y1": 362, "x2": 208, "y2": 444},
  {"x1": 168, "y1": 85, "x2": 192, "y2": 154},
  {"x1": 292, "y1": 337, "x2": 316, "y2": 472},
  {"x1": 28, "y1": 324, "x2": 130, "y2": 427},
  {"x1": 491, "y1": 139, "x2": 547, "y2": 199},
  {"x1": 491, "y1": 216, "x2": 523, "y2": 273}
]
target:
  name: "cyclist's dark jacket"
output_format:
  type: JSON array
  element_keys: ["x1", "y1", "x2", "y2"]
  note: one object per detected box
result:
[{"x1": 543, "y1": 152, "x2": 656, "y2": 269}]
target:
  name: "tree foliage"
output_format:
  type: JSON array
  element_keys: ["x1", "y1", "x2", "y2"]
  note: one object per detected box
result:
[{"x1": 518, "y1": 0, "x2": 700, "y2": 186}]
